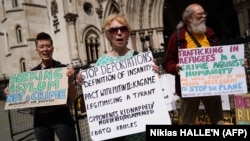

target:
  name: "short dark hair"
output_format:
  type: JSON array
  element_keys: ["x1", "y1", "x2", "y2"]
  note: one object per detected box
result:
[{"x1": 35, "y1": 32, "x2": 53, "y2": 46}]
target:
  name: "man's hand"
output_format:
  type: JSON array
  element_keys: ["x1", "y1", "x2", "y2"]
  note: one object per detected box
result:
[{"x1": 176, "y1": 64, "x2": 182, "y2": 75}]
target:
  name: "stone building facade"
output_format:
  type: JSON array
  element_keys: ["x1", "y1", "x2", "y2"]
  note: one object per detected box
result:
[
  {"x1": 0, "y1": 0, "x2": 165, "y2": 78},
  {"x1": 233, "y1": 0, "x2": 250, "y2": 36},
  {"x1": 0, "y1": 0, "x2": 249, "y2": 101}
]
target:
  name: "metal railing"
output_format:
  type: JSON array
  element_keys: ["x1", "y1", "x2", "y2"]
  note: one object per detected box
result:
[{"x1": 5, "y1": 37, "x2": 250, "y2": 141}]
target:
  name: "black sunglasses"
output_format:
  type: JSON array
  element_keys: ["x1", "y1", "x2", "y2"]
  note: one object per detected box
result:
[{"x1": 108, "y1": 26, "x2": 128, "y2": 34}]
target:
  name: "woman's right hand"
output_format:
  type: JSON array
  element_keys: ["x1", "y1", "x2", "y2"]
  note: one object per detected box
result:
[
  {"x1": 4, "y1": 86, "x2": 9, "y2": 95},
  {"x1": 76, "y1": 69, "x2": 83, "y2": 85}
]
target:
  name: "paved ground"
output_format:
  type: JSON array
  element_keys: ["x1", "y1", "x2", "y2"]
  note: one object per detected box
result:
[
  {"x1": 0, "y1": 100, "x2": 13, "y2": 141},
  {"x1": 0, "y1": 100, "x2": 63, "y2": 141},
  {"x1": 0, "y1": 100, "x2": 36, "y2": 141}
]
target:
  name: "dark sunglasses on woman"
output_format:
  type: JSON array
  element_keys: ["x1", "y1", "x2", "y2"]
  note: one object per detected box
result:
[{"x1": 108, "y1": 26, "x2": 128, "y2": 34}]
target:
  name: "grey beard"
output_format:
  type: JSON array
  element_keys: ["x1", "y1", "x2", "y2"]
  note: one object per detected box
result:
[{"x1": 190, "y1": 22, "x2": 206, "y2": 34}]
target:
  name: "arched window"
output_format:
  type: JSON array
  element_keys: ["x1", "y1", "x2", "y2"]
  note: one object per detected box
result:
[
  {"x1": 85, "y1": 31, "x2": 100, "y2": 63},
  {"x1": 20, "y1": 58, "x2": 26, "y2": 72},
  {"x1": 16, "y1": 26, "x2": 22, "y2": 43},
  {"x1": 12, "y1": 0, "x2": 18, "y2": 7}
]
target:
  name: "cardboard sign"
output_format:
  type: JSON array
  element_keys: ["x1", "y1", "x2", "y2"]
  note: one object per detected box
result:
[
  {"x1": 81, "y1": 52, "x2": 171, "y2": 140},
  {"x1": 5, "y1": 67, "x2": 68, "y2": 110},
  {"x1": 234, "y1": 94, "x2": 250, "y2": 125},
  {"x1": 193, "y1": 110, "x2": 235, "y2": 125},
  {"x1": 179, "y1": 44, "x2": 247, "y2": 97},
  {"x1": 159, "y1": 73, "x2": 176, "y2": 111}
]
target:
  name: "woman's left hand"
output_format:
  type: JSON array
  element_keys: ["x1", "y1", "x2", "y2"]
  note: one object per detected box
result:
[
  {"x1": 152, "y1": 59, "x2": 160, "y2": 76},
  {"x1": 66, "y1": 65, "x2": 75, "y2": 83}
]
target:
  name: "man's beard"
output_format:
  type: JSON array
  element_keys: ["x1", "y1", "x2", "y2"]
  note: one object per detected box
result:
[{"x1": 190, "y1": 20, "x2": 206, "y2": 34}]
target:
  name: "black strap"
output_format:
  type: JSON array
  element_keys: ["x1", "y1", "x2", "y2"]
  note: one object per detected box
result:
[
  {"x1": 133, "y1": 51, "x2": 139, "y2": 56},
  {"x1": 186, "y1": 28, "x2": 202, "y2": 47}
]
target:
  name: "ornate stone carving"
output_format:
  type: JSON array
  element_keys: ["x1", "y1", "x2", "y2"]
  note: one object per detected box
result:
[
  {"x1": 95, "y1": 4, "x2": 103, "y2": 19},
  {"x1": 51, "y1": 0, "x2": 58, "y2": 16},
  {"x1": 64, "y1": 13, "x2": 78, "y2": 24}
]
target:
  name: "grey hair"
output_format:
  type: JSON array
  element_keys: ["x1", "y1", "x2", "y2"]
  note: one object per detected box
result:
[{"x1": 176, "y1": 6, "x2": 195, "y2": 29}]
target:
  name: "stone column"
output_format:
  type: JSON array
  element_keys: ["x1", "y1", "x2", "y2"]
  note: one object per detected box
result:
[
  {"x1": 156, "y1": 27, "x2": 164, "y2": 51},
  {"x1": 147, "y1": 29, "x2": 154, "y2": 52},
  {"x1": 64, "y1": 13, "x2": 81, "y2": 67},
  {"x1": 130, "y1": 31, "x2": 137, "y2": 51}
]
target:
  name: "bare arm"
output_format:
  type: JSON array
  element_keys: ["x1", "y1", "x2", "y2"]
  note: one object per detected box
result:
[
  {"x1": 66, "y1": 66, "x2": 77, "y2": 102},
  {"x1": 4, "y1": 86, "x2": 9, "y2": 95}
]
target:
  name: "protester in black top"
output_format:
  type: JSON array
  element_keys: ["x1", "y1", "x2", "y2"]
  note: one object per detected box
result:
[{"x1": 5, "y1": 32, "x2": 77, "y2": 141}]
